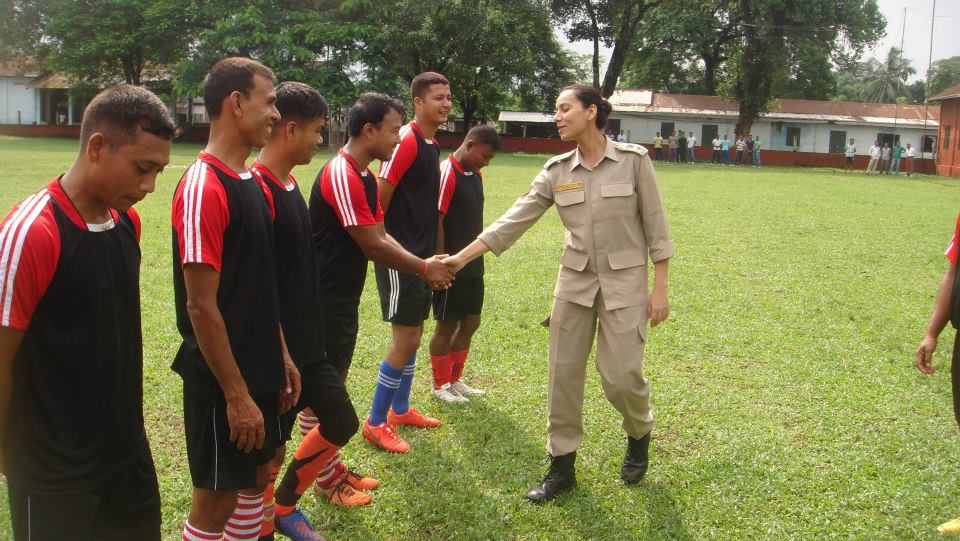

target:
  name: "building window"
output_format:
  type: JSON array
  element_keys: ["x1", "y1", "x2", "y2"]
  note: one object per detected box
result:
[
  {"x1": 876, "y1": 133, "x2": 896, "y2": 148},
  {"x1": 660, "y1": 122, "x2": 675, "y2": 137},
  {"x1": 944, "y1": 126, "x2": 952, "y2": 150},
  {"x1": 702, "y1": 124, "x2": 718, "y2": 144},
  {"x1": 785, "y1": 126, "x2": 801, "y2": 147},
  {"x1": 828, "y1": 130, "x2": 847, "y2": 153},
  {"x1": 923, "y1": 135, "x2": 936, "y2": 154}
]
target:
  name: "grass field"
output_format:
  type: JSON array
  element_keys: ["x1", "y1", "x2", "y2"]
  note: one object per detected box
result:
[{"x1": 1, "y1": 134, "x2": 960, "y2": 540}]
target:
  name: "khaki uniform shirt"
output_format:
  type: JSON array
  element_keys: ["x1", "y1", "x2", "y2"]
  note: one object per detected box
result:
[{"x1": 478, "y1": 138, "x2": 674, "y2": 311}]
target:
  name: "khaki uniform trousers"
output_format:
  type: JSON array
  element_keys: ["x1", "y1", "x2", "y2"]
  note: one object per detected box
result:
[{"x1": 546, "y1": 293, "x2": 653, "y2": 457}]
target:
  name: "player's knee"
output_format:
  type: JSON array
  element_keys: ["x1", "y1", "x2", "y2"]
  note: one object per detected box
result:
[
  {"x1": 255, "y1": 463, "x2": 274, "y2": 490},
  {"x1": 322, "y1": 410, "x2": 359, "y2": 447},
  {"x1": 460, "y1": 316, "x2": 481, "y2": 335}
]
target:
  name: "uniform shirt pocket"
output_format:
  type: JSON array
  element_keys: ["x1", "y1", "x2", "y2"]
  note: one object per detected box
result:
[
  {"x1": 608, "y1": 248, "x2": 646, "y2": 270},
  {"x1": 600, "y1": 181, "x2": 636, "y2": 218},
  {"x1": 555, "y1": 189, "x2": 587, "y2": 226}
]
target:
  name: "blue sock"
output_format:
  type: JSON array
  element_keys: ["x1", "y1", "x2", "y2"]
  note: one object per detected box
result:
[
  {"x1": 390, "y1": 353, "x2": 417, "y2": 415},
  {"x1": 369, "y1": 360, "x2": 403, "y2": 426}
]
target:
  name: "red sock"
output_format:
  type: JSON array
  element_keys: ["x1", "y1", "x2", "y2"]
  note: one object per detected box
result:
[
  {"x1": 182, "y1": 522, "x2": 221, "y2": 541},
  {"x1": 450, "y1": 349, "x2": 469, "y2": 383},
  {"x1": 224, "y1": 491, "x2": 263, "y2": 540},
  {"x1": 431, "y1": 354, "x2": 452, "y2": 389},
  {"x1": 259, "y1": 465, "x2": 281, "y2": 537},
  {"x1": 316, "y1": 450, "x2": 346, "y2": 490},
  {"x1": 273, "y1": 428, "x2": 340, "y2": 517}
]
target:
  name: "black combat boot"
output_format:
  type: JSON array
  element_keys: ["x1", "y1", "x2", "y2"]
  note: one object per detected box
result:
[
  {"x1": 621, "y1": 433, "x2": 650, "y2": 484},
  {"x1": 525, "y1": 451, "x2": 577, "y2": 502}
]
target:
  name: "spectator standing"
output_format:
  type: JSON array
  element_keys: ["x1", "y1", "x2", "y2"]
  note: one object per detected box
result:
[
  {"x1": 653, "y1": 132, "x2": 663, "y2": 161},
  {"x1": 712, "y1": 135, "x2": 721, "y2": 163},
  {"x1": 905, "y1": 143, "x2": 916, "y2": 176},
  {"x1": 677, "y1": 131, "x2": 688, "y2": 164},
  {"x1": 844, "y1": 138, "x2": 856, "y2": 171},
  {"x1": 688, "y1": 133, "x2": 697, "y2": 163}
]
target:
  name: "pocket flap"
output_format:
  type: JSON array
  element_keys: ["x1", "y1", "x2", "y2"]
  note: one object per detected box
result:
[
  {"x1": 555, "y1": 189, "x2": 585, "y2": 206},
  {"x1": 560, "y1": 249, "x2": 589, "y2": 271},
  {"x1": 601, "y1": 182, "x2": 634, "y2": 197},
  {"x1": 608, "y1": 248, "x2": 646, "y2": 270}
]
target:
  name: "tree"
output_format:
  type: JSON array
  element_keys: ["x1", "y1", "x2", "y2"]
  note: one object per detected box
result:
[
  {"x1": 928, "y1": 56, "x2": 960, "y2": 97},
  {"x1": 549, "y1": 0, "x2": 663, "y2": 97},
  {"x1": 621, "y1": 0, "x2": 740, "y2": 95},
  {"x1": 172, "y1": 0, "x2": 373, "y2": 110},
  {"x1": 859, "y1": 47, "x2": 915, "y2": 103},
  {"x1": 359, "y1": 0, "x2": 578, "y2": 125},
  {"x1": 1, "y1": 0, "x2": 193, "y2": 87},
  {"x1": 724, "y1": 0, "x2": 885, "y2": 136}
]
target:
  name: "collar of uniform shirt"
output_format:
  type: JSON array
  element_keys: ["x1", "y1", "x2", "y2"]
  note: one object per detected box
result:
[{"x1": 570, "y1": 137, "x2": 620, "y2": 172}]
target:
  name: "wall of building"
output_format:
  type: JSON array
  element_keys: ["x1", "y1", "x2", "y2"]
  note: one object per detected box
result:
[
  {"x1": 0, "y1": 77, "x2": 40, "y2": 125},
  {"x1": 937, "y1": 98, "x2": 959, "y2": 177},
  {"x1": 612, "y1": 113, "x2": 938, "y2": 158}
]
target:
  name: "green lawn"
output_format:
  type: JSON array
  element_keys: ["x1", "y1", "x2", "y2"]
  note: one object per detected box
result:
[{"x1": 1, "y1": 134, "x2": 959, "y2": 540}]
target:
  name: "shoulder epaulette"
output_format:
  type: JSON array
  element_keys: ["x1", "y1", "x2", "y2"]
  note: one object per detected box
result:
[
  {"x1": 614, "y1": 142, "x2": 648, "y2": 156},
  {"x1": 544, "y1": 149, "x2": 577, "y2": 169}
]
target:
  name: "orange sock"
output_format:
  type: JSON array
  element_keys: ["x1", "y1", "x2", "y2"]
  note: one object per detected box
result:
[
  {"x1": 260, "y1": 464, "x2": 281, "y2": 536},
  {"x1": 273, "y1": 428, "x2": 340, "y2": 517},
  {"x1": 450, "y1": 349, "x2": 469, "y2": 382}
]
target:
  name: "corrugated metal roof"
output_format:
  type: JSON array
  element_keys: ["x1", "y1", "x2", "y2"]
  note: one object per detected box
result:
[
  {"x1": 498, "y1": 111, "x2": 555, "y2": 123},
  {"x1": 25, "y1": 72, "x2": 72, "y2": 89},
  {"x1": 929, "y1": 82, "x2": 960, "y2": 102},
  {"x1": 0, "y1": 59, "x2": 39, "y2": 78},
  {"x1": 609, "y1": 89, "x2": 940, "y2": 127}
]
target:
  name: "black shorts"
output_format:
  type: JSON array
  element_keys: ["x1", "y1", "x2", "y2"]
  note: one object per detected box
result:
[
  {"x1": 374, "y1": 263, "x2": 431, "y2": 326},
  {"x1": 433, "y1": 277, "x2": 484, "y2": 321},
  {"x1": 183, "y1": 384, "x2": 281, "y2": 490},
  {"x1": 845, "y1": 156, "x2": 854, "y2": 164},
  {"x1": 279, "y1": 361, "x2": 359, "y2": 447},
  {"x1": 8, "y1": 447, "x2": 161, "y2": 541},
  {"x1": 321, "y1": 298, "x2": 360, "y2": 375}
]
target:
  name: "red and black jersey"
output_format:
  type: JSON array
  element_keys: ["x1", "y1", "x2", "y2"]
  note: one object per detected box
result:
[
  {"x1": 251, "y1": 160, "x2": 322, "y2": 369},
  {"x1": 171, "y1": 152, "x2": 285, "y2": 401},
  {"x1": 1, "y1": 178, "x2": 147, "y2": 494},
  {"x1": 378, "y1": 121, "x2": 440, "y2": 258},
  {"x1": 438, "y1": 155, "x2": 484, "y2": 278},
  {"x1": 947, "y1": 213, "x2": 960, "y2": 329},
  {"x1": 310, "y1": 149, "x2": 382, "y2": 303}
]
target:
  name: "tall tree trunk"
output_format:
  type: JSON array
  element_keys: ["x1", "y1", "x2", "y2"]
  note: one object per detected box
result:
[
  {"x1": 732, "y1": 0, "x2": 785, "y2": 136},
  {"x1": 587, "y1": 4, "x2": 601, "y2": 89},
  {"x1": 600, "y1": 0, "x2": 659, "y2": 97}
]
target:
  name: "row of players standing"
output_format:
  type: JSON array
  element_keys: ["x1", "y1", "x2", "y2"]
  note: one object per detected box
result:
[{"x1": 0, "y1": 54, "x2": 675, "y2": 541}]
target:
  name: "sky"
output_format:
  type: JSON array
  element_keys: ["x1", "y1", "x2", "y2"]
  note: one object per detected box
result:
[{"x1": 560, "y1": 0, "x2": 959, "y2": 83}]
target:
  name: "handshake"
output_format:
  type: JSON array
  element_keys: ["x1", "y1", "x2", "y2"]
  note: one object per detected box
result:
[{"x1": 420, "y1": 253, "x2": 468, "y2": 290}]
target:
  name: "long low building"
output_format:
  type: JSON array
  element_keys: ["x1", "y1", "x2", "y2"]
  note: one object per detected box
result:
[{"x1": 608, "y1": 89, "x2": 940, "y2": 158}]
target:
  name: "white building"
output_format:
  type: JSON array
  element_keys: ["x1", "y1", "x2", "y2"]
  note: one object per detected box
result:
[
  {"x1": 0, "y1": 61, "x2": 41, "y2": 125},
  {"x1": 608, "y1": 89, "x2": 940, "y2": 158}
]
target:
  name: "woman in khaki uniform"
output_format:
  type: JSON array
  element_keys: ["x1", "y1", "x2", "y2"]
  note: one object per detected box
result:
[{"x1": 444, "y1": 85, "x2": 674, "y2": 502}]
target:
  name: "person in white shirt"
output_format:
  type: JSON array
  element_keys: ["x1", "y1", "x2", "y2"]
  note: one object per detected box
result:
[
  {"x1": 617, "y1": 130, "x2": 627, "y2": 142},
  {"x1": 866, "y1": 141, "x2": 881, "y2": 173},
  {"x1": 688, "y1": 134, "x2": 697, "y2": 163},
  {"x1": 905, "y1": 143, "x2": 916, "y2": 177},
  {"x1": 712, "y1": 137, "x2": 721, "y2": 164},
  {"x1": 844, "y1": 138, "x2": 856, "y2": 171}
]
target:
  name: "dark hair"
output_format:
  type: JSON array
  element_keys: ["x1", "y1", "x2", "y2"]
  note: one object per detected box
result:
[
  {"x1": 79, "y1": 84, "x2": 176, "y2": 150},
  {"x1": 347, "y1": 92, "x2": 406, "y2": 137},
  {"x1": 202, "y1": 57, "x2": 276, "y2": 119},
  {"x1": 465, "y1": 124, "x2": 501, "y2": 151},
  {"x1": 274, "y1": 81, "x2": 329, "y2": 122},
  {"x1": 562, "y1": 84, "x2": 613, "y2": 130},
  {"x1": 410, "y1": 71, "x2": 450, "y2": 99}
]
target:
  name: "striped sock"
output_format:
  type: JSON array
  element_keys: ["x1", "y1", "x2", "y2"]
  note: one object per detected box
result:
[
  {"x1": 390, "y1": 354, "x2": 416, "y2": 414},
  {"x1": 274, "y1": 429, "x2": 341, "y2": 517},
  {"x1": 316, "y1": 450, "x2": 346, "y2": 490},
  {"x1": 259, "y1": 465, "x2": 281, "y2": 538},
  {"x1": 369, "y1": 360, "x2": 403, "y2": 426},
  {"x1": 297, "y1": 411, "x2": 319, "y2": 437},
  {"x1": 450, "y1": 349, "x2": 469, "y2": 383},
  {"x1": 224, "y1": 492, "x2": 263, "y2": 541},
  {"x1": 183, "y1": 522, "x2": 222, "y2": 541},
  {"x1": 430, "y1": 354, "x2": 452, "y2": 390}
]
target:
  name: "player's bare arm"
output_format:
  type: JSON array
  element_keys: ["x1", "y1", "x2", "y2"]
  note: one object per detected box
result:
[
  {"x1": 0, "y1": 326, "x2": 24, "y2": 473},
  {"x1": 377, "y1": 177, "x2": 395, "y2": 215},
  {"x1": 917, "y1": 262, "x2": 956, "y2": 374},
  {"x1": 277, "y1": 324, "x2": 301, "y2": 413},
  {"x1": 183, "y1": 263, "x2": 264, "y2": 453},
  {"x1": 347, "y1": 223, "x2": 452, "y2": 287}
]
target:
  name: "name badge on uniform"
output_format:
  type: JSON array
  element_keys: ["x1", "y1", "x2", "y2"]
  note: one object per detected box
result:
[{"x1": 555, "y1": 181, "x2": 583, "y2": 193}]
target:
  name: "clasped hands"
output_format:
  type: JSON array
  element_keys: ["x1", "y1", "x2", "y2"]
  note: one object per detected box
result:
[{"x1": 421, "y1": 253, "x2": 468, "y2": 290}]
